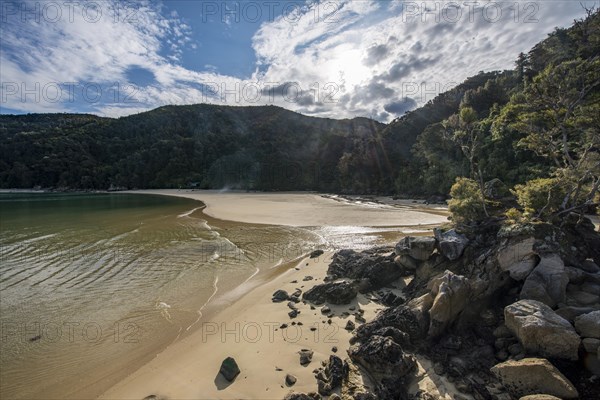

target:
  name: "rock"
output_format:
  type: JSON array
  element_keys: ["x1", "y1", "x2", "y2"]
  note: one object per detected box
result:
[
  {"x1": 380, "y1": 291, "x2": 404, "y2": 307},
  {"x1": 490, "y1": 358, "x2": 578, "y2": 399},
  {"x1": 345, "y1": 320, "x2": 356, "y2": 331},
  {"x1": 493, "y1": 325, "x2": 513, "y2": 338},
  {"x1": 504, "y1": 300, "x2": 580, "y2": 360},
  {"x1": 519, "y1": 396, "x2": 562, "y2": 400},
  {"x1": 272, "y1": 289, "x2": 289, "y2": 303},
  {"x1": 497, "y1": 237, "x2": 538, "y2": 281},
  {"x1": 348, "y1": 335, "x2": 416, "y2": 381},
  {"x1": 303, "y1": 275, "x2": 314, "y2": 281},
  {"x1": 581, "y1": 281, "x2": 600, "y2": 295},
  {"x1": 326, "y1": 249, "x2": 401, "y2": 292},
  {"x1": 394, "y1": 254, "x2": 419, "y2": 270},
  {"x1": 582, "y1": 337, "x2": 600, "y2": 353},
  {"x1": 315, "y1": 355, "x2": 344, "y2": 395},
  {"x1": 520, "y1": 254, "x2": 568, "y2": 308},
  {"x1": 219, "y1": 357, "x2": 240, "y2": 382},
  {"x1": 320, "y1": 306, "x2": 330, "y2": 314},
  {"x1": 508, "y1": 343, "x2": 523, "y2": 356},
  {"x1": 555, "y1": 305, "x2": 599, "y2": 322},
  {"x1": 299, "y1": 349, "x2": 314, "y2": 366},
  {"x1": 434, "y1": 228, "x2": 469, "y2": 261},
  {"x1": 427, "y1": 270, "x2": 471, "y2": 337},
  {"x1": 566, "y1": 289, "x2": 599, "y2": 306},
  {"x1": 283, "y1": 393, "x2": 321, "y2": 400},
  {"x1": 310, "y1": 249, "x2": 324, "y2": 258},
  {"x1": 395, "y1": 236, "x2": 436, "y2": 261},
  {"x1": 302, "y1": 281, "x2": 357, "y2": 305},
  {"x1": 285, "y1": 374, "x2": 297, "y2": 386},
  {"x1": 288, "y1": 301, "x2": 298, "y2": 310},
  {"x1": 353, "y1": 304, "x2": 429, "y2": 345},
  {"x1": 289, "y1": 309, "x2": 300, "y2": 318},
  {"x1": 331, "y1": 346, "x2": 338, "y2": 353},
  {"x1": 280, "y1": 323, "x2": 288, "y2": 329},
  {"x1": 574, "y1": 310, "x2": 600, "y2": 338}
]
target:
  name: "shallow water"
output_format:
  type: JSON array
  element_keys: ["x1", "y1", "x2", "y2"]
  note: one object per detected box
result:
[{"x1": 0, "y1": 192, "x2": 424, "y2": 399}]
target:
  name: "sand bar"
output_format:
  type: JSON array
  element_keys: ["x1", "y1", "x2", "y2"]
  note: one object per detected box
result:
[{"x1": 128, "y1": 190, "x2": 449, "y2": 227}]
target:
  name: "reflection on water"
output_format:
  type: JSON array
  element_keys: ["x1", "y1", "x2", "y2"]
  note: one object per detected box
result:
[{"x1": 0, "y1": 192, "x2": 431, "y2": 399}]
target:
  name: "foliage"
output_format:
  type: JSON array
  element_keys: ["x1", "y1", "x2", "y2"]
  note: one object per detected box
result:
[
  {"x1": 512, "y1": 178, "x2": 567, "y2": 218},
  {"x1": 448, "y1": 177, "x2": 487, "y2": 224}
]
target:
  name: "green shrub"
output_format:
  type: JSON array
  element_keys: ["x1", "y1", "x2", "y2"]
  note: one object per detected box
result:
[
  {"x1": 448, "y1": 177, "x2": 486, "y2": 223},
  {"x1": 512, "y1": 178, "x2": 565, "y2": 218}
]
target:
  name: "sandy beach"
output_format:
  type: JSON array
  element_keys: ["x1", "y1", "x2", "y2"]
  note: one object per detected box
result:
[
  {"x1": 127, "y1": 190, "x2": 449, "y2": 227},
  {"x1": 96, "y1": 191, "x2": 459, "y2": 399}
]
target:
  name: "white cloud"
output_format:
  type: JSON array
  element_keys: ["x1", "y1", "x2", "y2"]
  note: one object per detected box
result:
[{"x1": 0, "y1": 0, "x2": 596, "y2": 121}]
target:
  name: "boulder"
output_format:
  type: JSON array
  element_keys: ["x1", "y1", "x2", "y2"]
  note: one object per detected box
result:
[
  {"x1": 582, "y1": 337, "x2": 600, "y2": 353},
  {"x1": 555, "y1": 305, "x2": 599, "y2": 323},
  {"x1": 285, "y1": 374, "x2": 297, "y2": 386},
  {"x1": 283, "y1": 393, "x2": 321, "y2": 400},
  {"x1": 326, "y1": 249, "x2": 401, "y2": 292},
  {"x1": 520, "y1": 255, "x2": 568, "y2": 308},
  {"x1": 574, "y1": 310, "x2": 600, "y2": 339},
  {"x1": 272, "y1": 289, "x2": 289, "y2": 303},
  {"x1": 395, "y1": 236, "x2": 436, "y2": 261},
  {"x1": 519, "y1": 396, "x2": 561, "y2": 400},
  {"x1": 298, "y1": 349, "x2": 314, "y2": 366},
  {"x1": 394, "y1": 254, "x2": 419, "y2": 270},
  {"x1": 497, "y1": 237, "x2": 538, "y2": 281},
  {"x1": 434, "y1": 228, "x2": 469, "y2": 261},
  {"x1": 504, "y1": 300, "x2": 580, "y2": 360},
  {"x1": 491, "y1": 358, "x2": 578, "y2": 399},
  {"x1": 427, "y1": 270, "x2": 471, "y2": 337},
  {"x1": 310, "y1": 249, "x2": 324, "y2": 258},
  {"x1": 348, "y1": 335, "x2": 416, "y2": 381},
  {"x1": 302, "y1": 281, "x2": 357, "y2": 305},
  {"x1": 315, "y1": 355, "x2": 344, "y2": 395},
  {"x1": 219, "y1": 357, "x2": 240, "y2": 382}
]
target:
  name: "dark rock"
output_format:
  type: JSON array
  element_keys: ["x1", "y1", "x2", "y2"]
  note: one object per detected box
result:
[
  {"x1": 285, "y1": 374, "x2": 297, "y2": 386},
  {"x1": 326, "y1": 249, "x2": 402, "y2": 292},
  {"x1": 320, "y1": 306, "x2": 331, "y2": 314},
  {"x1": 394, "y1": 254, "x2": 419, "y2": 270},
  {"x1": 331, "y1": 346, "x2": 338, "y2": 353},
  {"x1": 348, "y1": 335, "x2": 416, "y2": 381},
  {"x1": 281, "y1": 323, "x2": 288, "y2": 329},
  {"x1": 219, "y1": 357, "x2": 240, "y2": 382},
  {"x1": 574, "y1": 311, "x2": 600, "y2": 338},
  {"x1": 395, "y1": 236, "x2": 436, "y2": 261},
  {"x1": 303, "y1": 281, "x2": 358, "y2": 305},
  {"x1": 310, "y1": 250, "x2": 324, "y2": 258},
  {"x1": 303, "y1": 276, "x2": 314, "y2": 281},
  {"x1": 353, "y1": 305, "x2": 429, "y2": 344},
  {"x1": 289, "y1": 309, "x2": 300, "y2": 318},
  {"x1": 380, "y1": 291, "x2": 404, "y2": 307},
  {"x1": 345, "y1": 320, "x2": 355, "y2": 331},
  {"x1": 299, "y1": 349, "x2": 314, "y2": 366},
  {"x1": 283, "y1": 393, "x2": 321, "y2": 400},
  {"x1": 315, "y1": 355, "x2": 344, "y2": 395},
  {"x1": 434, "y1": 228, "x2": 469, "y2": 261},
  {"x1": 272, "y1": 289, "x2": 289, "y2": 303}
]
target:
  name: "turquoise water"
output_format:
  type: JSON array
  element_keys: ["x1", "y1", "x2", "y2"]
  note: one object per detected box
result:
[{"x1": 0, "y1": 193, "x2": 318, "y2": 399}]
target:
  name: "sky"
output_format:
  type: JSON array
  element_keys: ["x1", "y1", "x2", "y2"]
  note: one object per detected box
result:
[{"x1": 0, "y1": 0, "x2": 597, "y2": 122}]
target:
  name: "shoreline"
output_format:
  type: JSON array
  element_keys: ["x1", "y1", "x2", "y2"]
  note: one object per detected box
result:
[{"x1": 97, "y1": 190, "x2": 452, "y2": 399}]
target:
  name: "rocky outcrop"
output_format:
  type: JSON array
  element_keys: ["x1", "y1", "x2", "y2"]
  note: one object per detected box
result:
[
  {"x1": 219, "y1": 357, "x2": 240, "y2": 382},
  {"x1": 302, "y1": 281, "x2": 357, "y2": 305},
  {"x1": 348, "y1": 335, "x2": 416, "y2": 399},
  {"x1": 325, "y1": 249, "x2": 401, "y2": 292},
  {"x1": 574, "y1": 310, "x2": 600, "y2": 339},
  {"x1": 496, "y1": 237, "x2": 538, "y2": 280},
  {"x1": 427, "y1": 270, "x2": 471, "y2": 337},
  {"x1": 433, "y1": 228, "x2": 469, "y2": 261},
  {"x1": 491, "y1": 358, "x2": 578, "y2": 399},
  {"x1": 504, "y1": 300, "x2": 580, "y2": 360},
  {"x1": 520, "y1": 255, "x2": 568, "y2": 308},
  {"x1": 395, "y1": 236, "x2": 436, "y2": 261}
]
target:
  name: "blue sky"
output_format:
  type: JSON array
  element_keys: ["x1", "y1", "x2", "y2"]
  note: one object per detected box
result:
[{"x1": 0, "y1": 0, "x2": 597, "y2": 121}]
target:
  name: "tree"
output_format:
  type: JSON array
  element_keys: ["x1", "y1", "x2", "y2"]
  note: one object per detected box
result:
[
  {"x1": 508, "y1": 57, "x2": 600, "y2": 214},
  {"x1": 443, "y1": 106, "x2": 489, "y2": 216}
]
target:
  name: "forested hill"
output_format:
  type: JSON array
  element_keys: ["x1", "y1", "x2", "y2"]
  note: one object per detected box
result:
[
  {"x1": 0, "y1": 105, "x2": 384, "y2": 190},
  {"x1": 1, "y1": 8, "x2": 598, "y2": 195}
]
